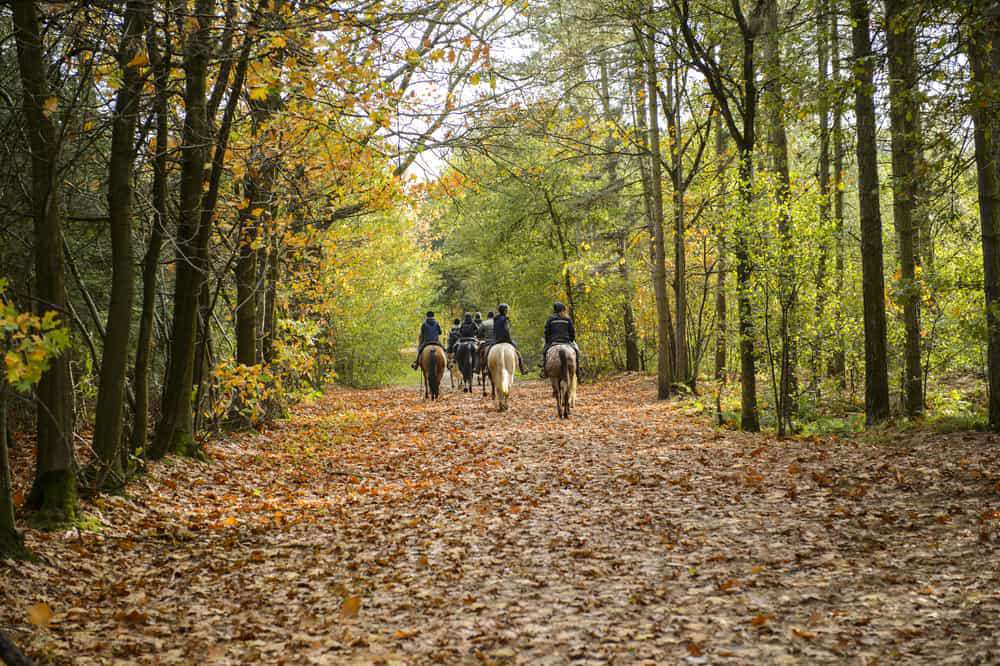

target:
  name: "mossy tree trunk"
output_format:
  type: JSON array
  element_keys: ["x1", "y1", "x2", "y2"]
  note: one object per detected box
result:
[{"x1": 14, "y1": 0, "x2": 78, "y2": 524}]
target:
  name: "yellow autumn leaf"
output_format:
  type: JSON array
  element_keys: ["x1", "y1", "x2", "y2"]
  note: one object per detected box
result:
[
  {"x1": 340, "y1": 595, "x2": 361, "y2": 618},
  {"x1": 27, "y1": 602, "x2": 53, "y2": 627},
  {"x1": 270, "y1": 35, "x2": 287, "y2": 49},
  {"x1": 221, "y1": 516, "x2": 238, "y2": 526},
  {"x1": 249, "y1": 86, "x2": 269, "y2": 101},
  {"x1": 42, "y1": 96, "x2": 58, "y2": 117},
  {"x1": 126, "y1": 51, "x2": 149, "y2": 68}
]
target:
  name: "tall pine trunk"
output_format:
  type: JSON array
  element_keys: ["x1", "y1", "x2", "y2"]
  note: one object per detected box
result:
[
  {"x1": 91, "y1": 0, "x2": 146, "y2": 488},
  {"x1": 850, "y1": 0, "x2": 890, "y2": 424},
  {"x1": 14, "y1": 0, "x2": 78, "y2": 523},
  {"x1": 968, "y1": 4, "x2": 1000, "y2": 431},
  {"x1": 885, "y1": 0, "x2": 924, "y2": 417}
]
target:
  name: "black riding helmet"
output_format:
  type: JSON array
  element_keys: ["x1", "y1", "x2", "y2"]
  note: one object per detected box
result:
[
  {"x1": 498, "y1": 303, "x2": 509, "y2": 314},
  {"x1": 453, "y1": 318, "x2": 460, "y2": 326},
  {"x1": 426, "y1": 311, "x2": 434, "y2": 318},
  {"x1": 463, "y1": 312, "x2": 473, "y2": 321},
  {"x1": 487, "y1": 311, "x2": 494, "y2": 318},
  {"x1": 553, "y1": 301, "x2": 566, "y2": 313}
]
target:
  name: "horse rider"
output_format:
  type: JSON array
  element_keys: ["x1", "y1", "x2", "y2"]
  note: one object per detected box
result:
[
  {"x1": 474, "y1": 312, "x2": 483, "y2": 336},
  {"x1": 492, "y1": 303, "x2": 529, "y2": 374},
  {"x1": 459, "y1": 312, "x2": 480, "y2": 340},
  {"x1": 477, "y1": 311, "x2": 495, "y2": 370},
  {"x1": 411, "y1": 310, "x2": 443, "y2": 369},
  {"x1": 447, "y1": 318, "x2": 461, "y2": 353},
  {"x1": 540, "y1": 301, "x2": 580, "y2": 378}
]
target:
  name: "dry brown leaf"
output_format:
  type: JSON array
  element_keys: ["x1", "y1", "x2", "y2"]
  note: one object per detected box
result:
[
  {"x1": 340, "y1": 595, "x2": 362, "y2": 618},
  {"x1": 27, "y1": 602, "x2": 53, "y2": 628}
]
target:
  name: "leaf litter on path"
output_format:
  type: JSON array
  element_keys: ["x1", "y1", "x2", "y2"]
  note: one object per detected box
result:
[{"x1": 2, "y1": 375, "x2": 999, "y2": 663}]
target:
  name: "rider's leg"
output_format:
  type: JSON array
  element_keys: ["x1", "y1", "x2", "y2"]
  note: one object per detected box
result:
[
  {"x1": 412, "y1": 343, "x2": 425, "y2": 369},
  {"x1": 539, "y1": 344, "x2": 550, "y2": 378},
  {"x1": 511, "y1": 341, "x2": 529, "y2": 374}
]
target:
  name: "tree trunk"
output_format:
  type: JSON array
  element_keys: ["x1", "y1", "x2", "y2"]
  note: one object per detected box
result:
[
  {"x1": 151, "y1": 0, "x2": 217, "y2": 459},
  {"x1": 666, "y1": 59, "x2": 689, "y2": 386},
  {"x1": 885, "y1": 0, "x2": 924, "y2": 418},
  {"x1": 714, "y1": 124, "x2": 728, "y2": 381},
  {"x1": 850, "y1": 0, "x2": 891, "y2": 424},
  {"x1": 91, "y1": 0, "x2": 146, "y2": 489},
  {"x1": 830, "y1": 3, "x2": 847, "y2": 384},
  {"x1": 763, "y1": 0, "x2": 796, "y2": 435},
  {"x1": 641, "y1": 16, "x2": 675, "y2": 398},
  {"x1": 0, "y1": 380, "x2": 23, "y2": 557},
  {"x1": 813, "y1": 0, "x2": 831, "y2": 394},
  {"x1": 735, "y1": 152, "x2": 760, "y2": 431},
  {"x1": 968, "y1": 4, "x2": 1000, "y2": 431},
  {"x1": 13, "y1": 0, "x2": 78, "y2": 523},
  {"x1": 133, "y1": 17, "x2": 171, "y2": 456}
]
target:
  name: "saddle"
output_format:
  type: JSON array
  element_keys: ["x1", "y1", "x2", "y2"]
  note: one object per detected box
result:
[{"x1": 457, "y1": 337, "x2": 478, "y2": 346}]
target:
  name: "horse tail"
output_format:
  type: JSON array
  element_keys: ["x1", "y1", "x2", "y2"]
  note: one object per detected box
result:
[
  {"x1": 559, "y1": 347, "x2": 569, "y2": 386},
  {"x1": 428, "y1": 347, "x2": 438, "y2": 399}
]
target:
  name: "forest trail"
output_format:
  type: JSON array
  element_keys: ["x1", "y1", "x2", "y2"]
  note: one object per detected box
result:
[{"x1": 3, "y1": 375, "x2": 999, "y2": 664}]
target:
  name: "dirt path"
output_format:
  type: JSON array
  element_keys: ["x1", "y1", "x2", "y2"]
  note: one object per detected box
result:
[{"x1": 3, "y1": 376, "x2": 999, "y2": 664}]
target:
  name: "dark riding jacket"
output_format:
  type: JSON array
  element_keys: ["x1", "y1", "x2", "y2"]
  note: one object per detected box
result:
[
  {"x1": 493, "y1": 314, "x2": 513, "y2": 344},
  {"x1": 420, "y1": 318, "x2": 442, "y2": 346},
  {"x1": 459, "y1": 319, "x2": 479, "y2": 339},
  {"x1": 544, "y1": 314, "x2": 576, "y2": 345},
  {"x1": 447, "y1": 327, "x2": 460, "y2": 352}
]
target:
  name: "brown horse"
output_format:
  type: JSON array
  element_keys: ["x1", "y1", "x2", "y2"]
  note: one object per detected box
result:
[{"x1": 419, "y1": 344, "x2": 447, "y2": 400}]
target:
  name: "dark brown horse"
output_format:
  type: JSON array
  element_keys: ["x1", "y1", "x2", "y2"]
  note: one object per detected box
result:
[{"x1": 419, "y1": 344, "x2": 447, "y2": 400}]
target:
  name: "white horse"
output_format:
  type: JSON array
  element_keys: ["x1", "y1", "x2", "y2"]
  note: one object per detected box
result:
[
  {"x1": 487, "y1": 343, "x2": 517, "y2": 411},
  {"x1": 545, "y1": 344, "x2": 578, "y2": 418}
]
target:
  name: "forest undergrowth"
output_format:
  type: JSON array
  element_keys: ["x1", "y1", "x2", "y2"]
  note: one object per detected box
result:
[{"x1": 2, "y1": 375, "x2": 998, "y2": 664}]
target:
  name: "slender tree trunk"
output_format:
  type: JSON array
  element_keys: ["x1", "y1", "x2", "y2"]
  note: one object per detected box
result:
[
  {"x1": 667, "y1": 59, "x2": 689, "y2": 386},
  {"x1": 641, "y1": 16, "x2": 675, "y2": 398},
  {"x1": 151, "y1": 0, "x2": 217, "y2": 459},
  {"x1": 262, "y1": 233, "x2": 279, "y2": 365},
  {"x1": 735, "y1": 152, "x2": 760, "y2": 431},
  {"x1": 714, "y1": 124, "x2": 728, "y2": 381},
  {"x1": 886, "y1": 0, "x2": 924, "y2": 418},
  {"x1": 850, "y1": 0, "x2": 891, "y2": 424},
  {"x1": 968, "y1": 4, "x2": 1000, "y2": 431},
  {"x1": 763, "y1": 0, "x2": 796, "y2": 435},
  {"x1": 91, "y1": 0, "x2": 147, "y2": 488},
  {"x1": 133, "y1": 18, "x2": 171, "y2": 455},
  {"x1": 813, "y1": 0, "x2": 831, "y2": 394},
  {"x1": 0, "y1": 380, "x2": 22, "y2": 556},
  {"x1": 830, "y1": 4, "x2": 847, "y2": 384},
  {"x1": 14, "y1": 0, "x2": 78, "y2": 523}
]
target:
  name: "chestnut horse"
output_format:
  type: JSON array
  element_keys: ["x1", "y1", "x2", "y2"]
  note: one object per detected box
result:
[{"x1": 419, "y1": 344, "x2": 447, "y2": 400}]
